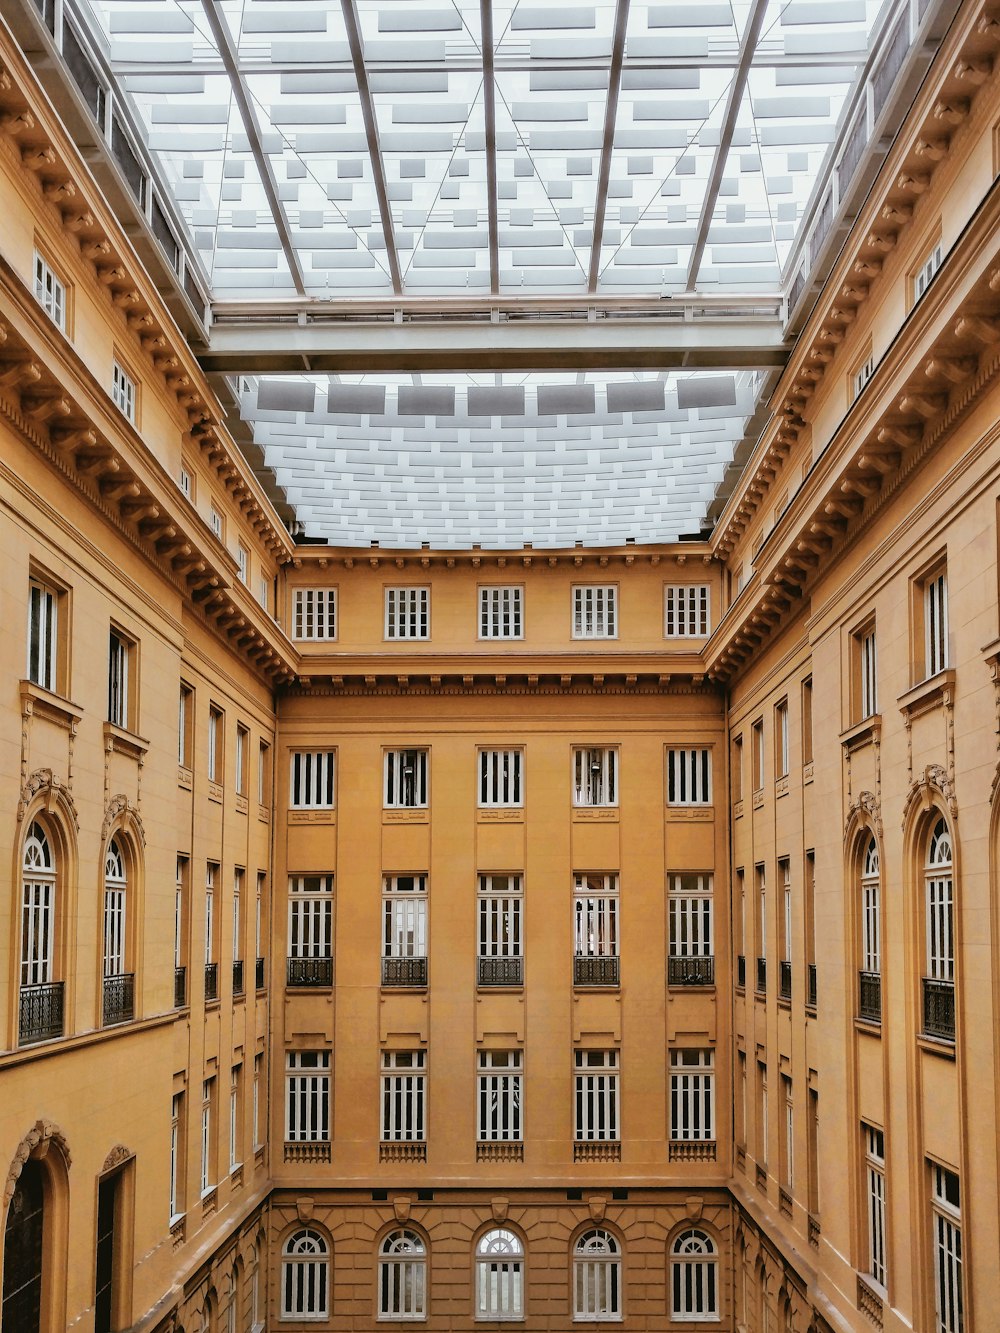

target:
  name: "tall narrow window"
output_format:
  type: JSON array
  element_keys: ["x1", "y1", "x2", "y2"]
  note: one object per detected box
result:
[
  {"x1": 383, "y1": 876, "x2": 428, "y2": 987},
  {"x1": 860, "y1": 627, "x2": 878, "y2": 719},
  {"x1": 756, "y1": 865, "x2": 767, "y2": 993},
  {"x1": 573, "y1": 1230, "x2": 621, "y2": 1321},
  {"x1": 381, "y1": 1052, "x2": 426, "y2": 1143},
  {"x1": 573, "y1": 874, "x2": 619, "y2": 987},
  {"x1": 289, "y1": 751, "x2": 335, "y2": 809},
  {"x1": 207, "y1": 707, "x2": 222, "y2": 784},
  {"x1": 235, "y1": 726, "x2": 248, "y2": 796},
  {"x1": 669, "y1": 1050, "x2": 714, "y2": 1143},
  {"x1": 805, "y1": 851, "x2": 817, "y2": 1009},
  {"x1": 204, "y1": 864, "x2": 218, "y2": 1000},
  {"x1": 102, "y1": 838, "x2": 132, "y2": 1025},
  {"x1": 258, "y1": 741, "x2": 270, "y2": 806},
  {"x1": 112, "y1": 361, "x2": 136, "y2": 422},
  {"x1": 232, "y1": 869, "x2": 243, "y2": 971},
  {"x1": 757, "y1": 1062, "x2": 768, "y2": 1168},
  {"x1": 253, "y1": 1053, "x2": 264, "y2": 1149},
  {"x1": 478, "y1": 875, "x2": 523, "y2": 987},
  {"x1": 210, "y1": 506, "x2": 223, "y2": 540},
  {"x1": 779, "y1": 859, "x2": 791, "y2": 1001},
  {"x1": 780, "y1": 1075, "x2": 794, "y2": 1191},
  {"x1": 174, "y1": 856, "x2": 187, "y2": 1005},
  {"x1": 924, "y1": 819, "x2": 955, "y2": 1041},
  {"x1": 107, "y1": 630, "x2": 130, "y2": 729},
  {"x1": 169, "y1": 1092, "x2": 184, "y2": 1222},
  {"x1": 2, "y1": 1158, "x2": 44, "y2": 1329},
  {"x1": 669, "y1": 1230, "x2": 718, "y2": 1319},
  {"x1": 20, "y1": 821, "x2": 61, "y2": 1045},
  {"x1": 668, "y1": 874, "x2": 713, "y2": 986},
  {"x1": 384, "y1": 750, "x2": 428, "y2": 808},
  {"x1": 229, "y1": 1065, "x2": 241, "y2": 1171},
  {"x1": 732, "y1": 735, "x2": 743, "y2": 803},
  {"x1": 572, "y1": 585, "x2": 617, "y2": 639},
  {"x1": 286, "y1": 1052, "x2": 330, "y2": 1143},
  {"x1": 860, "y1": 838, "x2": 881, "y2": 1023},
  {"x1": 752, "y1": 720, "x2": 764, "y2": 792},
  {"x1": 864, "y1": 1124, "x2": 887, "y2": 1290},
  {"x1": 178, "y1": 684, "x2": 193, "y2": 767},
  {"x1": 293, "y1": 588, "x2": 337, "y2": 641},
  {"x1": 479, "y1": 750, "x2": 523, "y2": 808},
  {"x1": 574, "y1": 1050, "x2": 619, "y2": 1143},
  {"x1": 932, "y1": 1164, "x2": 962, "y2": 1333},
  {"x1": 807, "y1": 1087, "x2": 820, "y2": 1219},
  {"x1": 667, "y1": 748, "x2": 712, "y2": 805},
  {"x1": 27, "y1": 578, "x2": 58, "y2": 692},
  {"x1": 385, "y1": 587, "x2": 430, "y2": 640},
  {"x1": 774, "y1": 700, "x2": 789, "y2": 779},
  {"x1": 477, "y1": 1051, "x2": 522, "y2": 1144},
  {"x1": 802, "y1": 677, "x2": 813, "y2": 765},
  {"x1": 378, "y1": 1230, "x2": 426, "y2": 1320},
  {"x1": 479, "y1": 586, "x2": 523, "y2": 639},
  {"x1": 236, "y1": 544, "x2": 248, "y2": 585},
  {"x1": 475, "y1": 1229, "x2": 524, "y2": 1320},
  {"x1": 200, "y1": 1078, "x2": 214, "y2": 1195},
  {"x1": 282, "y1": 1230, "x2": 329, "y2": 1320},
  {"x1": 665, "y1": 585, "x2": 710, "y2": 637},
  {"x1": 33, "y1": 250, "x2": 66, "y2": 329},
  {"x1": 287, "y1": 876, "x2": 333, "y2": 988},
  {"x1": 573, "y1": 747, "x2": 618, "y2": 807},
  {"x1": 924, "y1": 568, "x2": 949, "y2": 678},
  {"x1": 914, "y1": 240, "x2": 944, "y2": 302},
  {"x1": 179, "y1": 467, "x2": 192, "y2": 500}
]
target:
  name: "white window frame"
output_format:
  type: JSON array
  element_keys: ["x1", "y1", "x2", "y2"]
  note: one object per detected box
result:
[
  {"x1": 669, "y1": 1050, "x2": 714, "y2": 1142},
  {"x1": 925, "y1": 819, "x2": 954, "y2": 983},
  {"x1": 236, "y1": 544, "x2": 248, "y2": 585},
  {"x1": 780, "y1": 859, "x2": 791, "y2": 964},
  {"x1": 112, "y1": 361, "x2": 136, "y2": 422},
  {"x1": 289, "y1": 751, "x2": 335, "y2": 809},
  {"x1": 383, "y1": 876, "x2": 427, "y2": 960},
  {"x1": 861, "y1": 839, "x2": 881, "y2": 975},
  {"x1": 924, "y1": 569, "x2": 948, "y2": 678},
  {"x1": 253, "y1": 1053, "x2": 264, "y2": 1150},
  {"x1": 178, "y1": 685, "x2": 192, "y2": 767},
  {"x1": 210, "y1": 506, "x2": 223, "y2": 540},
  {"x1": 479, "y1": 749, "x2": 524, "y2": 808},
  {"x1": 169, "y1": 1092, "x2": 183, "y2": 1223},
  {"x1": 293, "y1": 588, "x2": 337, "y2": 641},
  {"x1": 775, "y1": 700, "x2": 789, "y2": 779},
  {"x1": 574, "y1": 1050, "x2": 619, "y2": 1142},
  {"x1": 852, "y1": 353, "x2": 874, "y2": 401},
  {"x1": 668, "y1": 874, "x2": 713, "y2": 958},
  {"x1": 27, "y1": 578, "x2": 58, "y2": 693},
  {"x1": 384, "y1": 749, "x2": 428, "y2": 808},
  {"x1": 664, "y1": 585, "x2": 710, "y2": 638},
  {"x1": 479, "y1": 586, "x2": 524, "y2": 640},
  {"x1": 385, "y1": 586, "x2": 430, "y2": 641},
  {"x1": 573, "y1": 874, "x2": 619, "y2": 960},
  {"x1": 229, "y1": 1065, "x2": 241, "y2": 1171},
  {"x1": 288, "y1": 876, "x2": 333, "y2": 960},
  {"x1": 914, "y1": 241, "x2": 943, "y2": 302},
  {"x1": 179, "y1": 467, "x2": 192, "y2": 500},
  {"x1": 232, "y1": 869, "x2": 243, "y2": 965},
  {"x1": 860, "y1": 627, "x2": 878, "y2": 718},
  {"x1": 33, "y1": 250, "x2": 66, "y2": 330},
  {"x1": 932, "y1": 1164, "x2": 963, "y2": 1333},
  {"x1": 378, "y1": 1230, "x2": 426, "y2": 1320},
  {"x1": 235, "y1": 726, "x2": 248, "y2": 796},
  {"x1": 573, "y1": 748, "x2": 618, "y2": 808},
  {"x1": 477, "y1": 1051, "x2": 522, "y2": 1143},
  {"x1": 200, "y1": 1078, "x2": 213, "y2": 1195},
  {"x1": 572, "y1": 585, "x2": 617, "y2": 639},
  {"x1": 666, "y1": 748, "x2": 712, "y2": 806},
  {"x1": 573, "y1": 1230, "x2": 622, "y2": 1322},
  {"x1": 21, "y1": 821, "x2": 55, "y2": 987},
  {"x1": 108, "y1": 629, "x2": 130, "y2": 729},
  {"x1": 285, "y1": 1052, "x2": 331, "y2": 1143},
  {"x1": 864, "y1": 1124, "x2": 887, "y2": 1290},
  {"x1": 475, "y1": 1228, "x2": 524, "y2": 1321},
  {"x1": 207, "y1": 707, "x2": 222, "y2": 784},
  {"x1": 103, "y1": 838, "x2": 127, "y2": 979},
  {"x1": 205, "y1": 863, "x2": 217, "y2": 966},
  {"x1": 478, "y1": 876, "x2": 522, "y2": 962},
  {"x1": 282, "y1": 1228, "x2": 330, "y2": 1321},
  {"x1": 381, "y1": 1052, "x2": 426, "y2": 1143},
  {"x1": 669, "y1": 1229, "x2": 719, "y2": 1322}
]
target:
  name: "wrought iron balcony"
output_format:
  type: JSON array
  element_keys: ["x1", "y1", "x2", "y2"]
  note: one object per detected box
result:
[
  {"x1": 232, "y1": 959, "x2": 244, "y2": 996},
  {"x1": 858, "y1": 970, "x2": 881, "y2": 1023},
  {"x1": 174, "y1": 965, "x2": 186, "y2": 1008},
  {"x1": 779, "y1": 960, "x2": 792, "y2": 1001},
  {"x1": 382, "y1": 956, "x2": 428, "y2": 987},
  {"x1": 478, "y1": 956, "x2": 523, "y2": 987},
  {"x1": 668, "y1": 955, "x2": 715, "y2": 987},
  {"x1": 756, "y1": 956, "x2": 767, "y2": 994},
  {"x1": 204, "y1": 961, "x2": 218, "y2": 1002},
  {"x1": 573, "y1": 954, "x2": 620, "y2": 987},
  {"x1": 923, "y1": 977, "x2": 955, "y2": 1041},
  {"x1": 807, "y1": 962, "x2": 818, "y2": 1010},
  {"x1": 19, "y1": 981, "x2": 64, "y2": 1045},
  {"x1": 255, "y1": 956, "x2": 266, "y2": 990},
  {"x1": 286, "y1": 956, "x2": 333, "y2": 988},
  {"x1": 102, "y1": 972, "x2": 134, "y2": 1026},
  {"x1": 737, "y1": 954, "x2": 746, "y2": 989}
]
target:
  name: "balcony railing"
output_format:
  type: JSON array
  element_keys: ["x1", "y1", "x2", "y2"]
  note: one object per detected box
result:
[
  {"x1": 255, "y1": 956, "x2": 266, "y2": 990},
  {"x1": 478, "y1": 956, "x2": 524, "y2": 987},
  {"x1": 287, "y1": 956, "x2": 333, "y2": 988},
  {"x1": 102, "y1": 972, "x2": 135, "y2": 1026},
  {"x1": 668, "y1": 955, "x2": 715, "y2": 987},
  {"x1": 858, "y1": 970, "x2": 881, "y2": 1023},
  {"x1": 231, "y1": 959, "x2": 244, "y2": 996},
  {"x1": 19, "y1": 981, "x2": 64, "y2": 1045},
  {"x1": 779, "y1": 960, "x2": 792, "y2": 1001},
  {"x1": 737, "y1": 954, "x2": 746, "y2": 988},
  {"x1": 574, "y1": 955, "x2": 620, "y2": 987},
  {"x1": 807, "y1": 962, "x2": 817, "y2": 1010},
  {"x1": 204, "y1": 962, "x2": 218, "y2": 1002},
  {"x1": 382, "y1": 956, "x2": 428, "y2": 987},
  {"x1": 174, "y1": 965, "x2": 186, "y2": 1008},
  {"x1": 923, "y1": 977, "x2": 955, "y2": 1041},
  {"x1": 756, "y1": 957, "x2": 767, "y2": 994}
]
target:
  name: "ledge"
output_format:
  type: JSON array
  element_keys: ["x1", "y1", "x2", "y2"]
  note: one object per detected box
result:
[
  {"x1": 284, "y1": 1141, "x2": 331, "y2": 1163},
  {"x1": 476, "y1": 1142, "x2": 524, "y2": 1162},
  {"x1": 257, "y1": 803, "x2": 270, "y2": 823},
  {"x1": 802, "y1": 760, "x2": 814, "y2": 785},
  {"x1": 382, "y1": 809, "x2": 428, "y2": 824},
  {"x1": 752, "y1": 790, "x2": 764, "y2": 810},
  {"x1": 733, "y1": 799, "x2": 744, "y2": 819},
  {"x1": 19, "y1": 679, "x2": 82, "y2": 730},
  {"x1": 379, "y1": 1141, "x2": 427, "y2": 1162},
  {"x1": 917, "y1": 1033, "x2": 956, "y2": 1060},
  {"x1": 178, "y1": 765, "x2": 193, "y2": 791},
  {"x1": 477, "y1": 809, "x2": 524, "y2": 823},
  {"x1": 840, "y1": 714, "x2": 881, "y2": 751},
  {"x1": 665, "y1": 806, "x2": 713, "y2": 822},
  {"x1": 898, "y1": 667, "x2": 955, "y2": 720},
  {"x1": 0, "y1": 1009, "x2": 174, "y2": 1069},
  {"x1": 574, "y1": 1141, "x2": 621, "y2": 1162},
  {"x1": 572, "y1": 808, "x2": 619, "y2": 823},
  {"x1": 668, "y1": 1140, "x2": 717, "y2": 1162},
  {"x1": 103, "y1": 721, "x2": 149, "y2": 760},
  {"x1": 235, "y1": 794, "x2": 248, "y2": 815},
  {"x1": 287, "y1": 809, "x2": 335, "y2": 825},
  {"x1": 207, "y1": 781, "x2": 223, "y2": 804}
]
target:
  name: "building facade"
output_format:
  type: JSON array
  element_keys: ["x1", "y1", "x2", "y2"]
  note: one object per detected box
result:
[{"x1": 0, "y1": 2, "x2": 999, "y2": 1332}]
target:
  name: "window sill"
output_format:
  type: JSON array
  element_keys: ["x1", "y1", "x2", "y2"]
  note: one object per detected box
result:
[
  {"x1": 665, "y1": 805, "x2": 713, "y2": 822},
  {"x1": 573, "y1": 1141, "x2": 621, "y2": 1162},
  {"x1": 918, "y1": 1033, "x2": 956, "y2": 1060},
  {"x1": 257, "y1": 803, "x2": 270, "y2": 822},
  {"x1": 476, "y1": 1141, "x2": 524, "y2": 1162},
  {"x1": 752, "y1": 789, "x2": 764, "y2": 810},
  {"x1": 288, "y1": 808, "x2": 335, "y2": 825},
  {"x1": 803, "y1": 760, "x2": 814, "y2": 784},
  {"x1": 840, "y1": 714, "x2": 881, "y2": 751},
  {"x1": 235, "y1": 794, "x2": 248, "y2": 815},
  {"x1": 477, "y1": 809, "x2": 524, "y2": 823},
  {"x1": 207, "y1": 781, "x2": 223, "y2": 804},
  {"x1": 379, "y1": 1141, "x2": 427, "y2": 1162},
  {"x1": 178, "y1": 765, "x2": 193, "y2": 791},
  {"x1": 775, "y1": 775, "x2": 789, "y2": 797},
  {"x1": 572, "y1": 807, "x2": 619, "y2": 822},
  {"x1": 103, "y1": 721, "x2": 149, "y2": 760},
  {"x1": 383, "y1": 809, "x2": 428, "y2": 824},
  {"x1": 19, "y1": 679, "x2": 82, "y2": 730},
  {"x1": 733, "y1": 798, "x2": 744, "y2": 819},
  {"x1": 898, "y1": 667, "x2": 955, "y2": 719}
]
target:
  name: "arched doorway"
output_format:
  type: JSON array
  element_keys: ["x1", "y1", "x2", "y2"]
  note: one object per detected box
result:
[{"x1": 2, "y1": 1158, "x2": 44, "y2": 1331}]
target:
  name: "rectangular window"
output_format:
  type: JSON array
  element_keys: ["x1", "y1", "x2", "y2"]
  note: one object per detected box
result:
[
  {"x1": 210, "y1": 506, "x2": 223, "y2": 540},
  {"x1": 664, "y1": 585, "x2": 710, "y2": 637},
  {"x1": 924, "y1": 568, "x2": 949, "y2": 678},
  {"x1": 666, "y1": 748, "x2": 712, "y2": 805},
  {"x1": 732, "y1": 735, "x2": 743, "y2": 802},
  {"x1": 253, "y1": 1053, "x2": 264, "y2": 1149},
  {"x1": 860, "y1": 626, "x2": 878, "y2": 719},
  {"x1": 802, "y1": 677, "x2": 813, "y2": 765},
  {"x1": 752, "y1": 720, "x2": 764, "y2": 791},
  {"x1": 289, "y1": 751, "x2": 335, "y2": 809},
  {"x1": 236, "y1": 544, "x2": 248, "y2": 585},
  {"x1": 670, "y1": 1050, "x2": 714, "y2": 1141},
  {"x1": 573, "y1": 747, "x2": 618, "y2": 807},
  {"x1": 385, "y1": 586, "x2": 429, "y2": 640},
  {"x1": 668, "y1": 874, "x2": 713, "y2": 958},
  {"x1": 479, "y1": 749, "x2": 523, "y2": 808},
  {"x1": 33, "y1": 250, "x2": 66, "y2": 330},
  {"x1": 574, "y1": 1050, "x2": 619, "y2": 1141},
  {"x1": 864, "y1": 1124, "x2": 887, "y2": 1289},
  {"x1": 572, "y1": 585, "x2": 617, "y2": 639},
  {"x1": 781, "y1": 1075, "x2": 794, "y2": 1191},
  {"x1": 737, "y1": 1052, "x2": 747, "y2": 1150},
  {"x1": 383, "y1": 876, "x2": 427, "y2": 959},
  {"x1": 200, "y1": 1078, "x2": 214, "y2": 1195},
  {"x1": 573, "y1": 874, "x2": 619, "y2": 958},
  {"x1": 757, "y1": 1061, "x2": 768, "y2": 1168},
  {"x1": 21, "y1": 868, "x2": 54, "y2": 987},
  {"x1": 258, "y1": 741, "x2": 270, "y2": 806},
  {"x1": 381, "y1": 1051, "x2": 426, "y2": 1141},
  {"x1": 757, "y1": 865, "x2": 767, "y2": 965},
  {"x1": 112, "y1": 361, "x2": 136, "y2": 422},
  {"x1": 178, "y1": 684, "x2": 193, "y2": 767},
  {"x1": 285, "y1": 1052, "x2": 330, "y2": 1142},
  {"x1": 287, "y1": 876, "x2": 333, "y2": 959},
  {"x1": 780, "y1": 859, "x2": 791, "y2": 964},
  {"x1": 914, "y1": 240, "x2": 944, "y2": 303},
  {"x1": 258, "y1": 576, "x2": 269, "y2": 611},
  {"x1": 232, "y1": 869, "x2": 243, "y2": 965},
  {"x1": 169, "y1": 1092, "x2": 184, "y2": 1222},
  {"x1": 235, "y1": 726, "x2": 248, "y2": 796},
  {"x1": 204, "y1": 863, "x2": 217, "y2": 967},
  {"x1": 174, "y1": 856, "x2": 186, "y2": 972},
  {"x1": 256, "y1": 872, "x2": 265, "y2": 963},
  {"x1": 384, "y1": 749, "x2": 428, "y2": 808},
  {"x1": 932, "y1": 1165, "x2": 963, "y2": 1333},
  {"x1": 27, "y1": 578, "x2": 58, "y2": 692},
  {"x1": 852, "y1": 353, "x2": 874, "y2": 401},
  {"x1": 775, "y1": 700, "x2": 789, "y2": 779},
  {"x1": 207, "y1": 707, "x2": 223, "y2": 784},
  {"x1": 293, "y1": 588, "x2": 337, "y2": 641},
  {"x1": 179, "y1": 467, "x2": 192, "y2": 500},
  {"x1": 107, "y1": 629, "x2": 130, "y2": 729},
  {"x1": 477, "y1": 1051, "x2": 522, "y2": 1142},
  {"x1": 229, "y1": 1065, "x2": 241, "y2": 1171},
  {"x1": 478, "y1": 875, "x2": 522, "y2": 960},
  {"x1": 479, "y1": 586, "x2": 523, "y2": 639}
]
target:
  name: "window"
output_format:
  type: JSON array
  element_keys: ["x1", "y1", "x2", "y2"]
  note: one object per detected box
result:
[
  {"x1": 864, "y1": 1124, "x2": 887, "y2": 1290},
  {"x1": 574, "y1": 1050, "x2": 619, "y2": 1142},
  {"x1": 774, "y1": 700, "x2": 788, "y2": 779},
  {"x1": 178, "y1": 684, "x2": 193, "y2": 767},
  {"x1": 923, "y1": 567, "x2": 949, "y2": 678},
  {"x1": 286, "y1": 1052, "x2": 330, "y2": 1143},
  {"x1": 665, "y1": 585, "x2": 710, "y2": 637},
  {"x1": 478, "y1": 875, "x2": 522, "y2": 982},
  {"x1": 573, "y1": 748, "x2": 618, "y2": 807},
  {"x1": 174, "y1": 856, "x2": 187, "y2": 976},
  {"x1": 33, "y1": 250, "x2": 66, "y2": 330},
  {"x1": 669, "y1": 1230, "x2": 718, "y2": 1320},
  {"x1": 229, "y1": 1065, "x2": 241, "y2": 1171},
  {"x1": 666, "y1": 748, "x2": 712, "y2": 806},
  {"x1": 859, "y1": 625, "x2": 878, "y2": 719},
  {"x1": 282, "y1": 1229, "x2": 329, "y2": 1320},
  {"x1": 932, "y1": 1164, "x2": 963, "y2": 1333},
  {"x1": 102, "y1": 838, "x2": 128, "y2": 982},
  {"x1": 480, "y1": 586, "x2": 523, "y2": 639},
  {"x1": 860, "y1": 838, "x2": 881, "y2": 1020},
  {"x1": 293, "y1": 588, "x2": 337, "y2": 641},
  {"x1": 924, "y1": 818, "x2": 955, "y2": 1040},
  {"x1": 780, "y1": 1075, "x2": 793, "y2": 1191},
  {"x1": 385, "y1": 587, "x2": 429, "y2": 640},
  {"x1": 668, "y1": 874, "x2": 713, "y2": 971},
  {"x1": 914, "y1": 240, "x2": 943, "y2": 302},
  {"x1": 573, "y1": 1230, "x2": 621, "y2": 1321},
  {"x1": 384, "y1": 749, "x2": 428, "y2": 808},
  {"x1": 179, "y1": 467, "x2": 192, "y2": 500},
  {"x1": 20, "y1": 821, "x2": 56, "y2": 992},
  {"x1": 107, "y1": 629, "x2": 132, "y2": 729},
  {"x1": 207, "y1": 707, "x2": 223, "y2": 784},
  {"x1": 573, "y1": 874, "x2": 619, "y2": 960},
  {"x1": 381, "y1": 1052, "x2": 426, "y2": 1143},
  {"x1": 27, "y1": 577, "x2": 59, "y2": 692},
  {"x1": 233, "y1": 869, "x2": 243, "y2": 967},
  {"x1": 205, "y1": 863, "x2": 218, "y2": 967},
  {"x1": 475, "y1": 1229, "x2": 524, "y2": 1320},
  {"x1": 383, "y1": 876, "x2": 428, "y2": 981},
  {"x1": 479, "y1": 750, "x2": 523, "y2": 808},
  {"x1": 256, "y1": 872, "x2": 266, "y2": 968},
  {"x1": 807, "y1": 1088, "x2": 820, "y2": 1218},
  {"x1": 756, "y1": 865, "x2": 766, "y2": 980},
  {"x1": 852, "y1": 352, "x2": 874, "y2": 401},
  {"x1": 258, "y1": 575, "x2": 269, "y2": 611},
  {"x1": 253, "y1": 1053, "x2": 264, "y2": 1150},
  {"x1": 736, "y1": 1052, "x2": 747, "y2": 1150},
  {"x1": 572, "y1": 585, "x2": 617, "y2": 639},
  {"x1": 235, "y1": 726, "x2": 248, "y2": 796},
  {"x1": 731, "y1": 736, "x2": 743, "y2": 803},
  {"x1": 169, "y1": 1092, "x2": 184, "y2": 1222},
  {"x1": 236, "y1": 544, "x2": 248, "y2": 585},
  {"x1": 752, "y1": 720, "x2": 764, "y2": 792},
  {"x1": 258, "y1": 741, "x2": 270, "y2": 806},
  {"x1": 478, "y1": 1051, "x2": 522, "y2": 1143},
  {"x1": 669, "y1": 1050, "x2": 714, "y2": 1142},
  {"x1": 779, "y1": 859, "x2": 791, "y2": 966},
  {"x1": 288, "y1": 876, "x2": 333, "y2": 964},
  {"x1": 378, "y1": 1230, "x2": 426, "y2": 1320},
  {"x1": 802, "y1": 677, "x2": 813, "y2": 765},
  {"x1": 200, "y1": 1078, "x2": 214, "y2": 1195},
  {"x1": 757, "y1": 1061, "x2": 768, "y2": 1168},
  {"x1": 290, "y1": 751, "x2": 335, "y2": 809},
  {"x1": 210, "y1": 506, "x2": 223, "y2": 540},
  {"x1": 112, "y1": 361, "x2": 136, "y2": 422}
]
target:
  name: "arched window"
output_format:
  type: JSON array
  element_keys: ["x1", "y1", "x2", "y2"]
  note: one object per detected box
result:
[
  {"x1": 102, "y1": 837, "x2": 134, "y2": 1026},
  {"x1": 378, "y1": 1229, "x2": 426, "y2": 1320},
  {"x1": 20, "y1": 821, "x2": 62, "y2": 1044},
  {"x1": 670, "y1": 1229, "x2": 718, "y2": 1321},
  {"x1": 573, "y1": 1229, "x2": 621, "y2": 1321},
  {"x1": 859, "y1": 836, "x2": 881, "y2": 1023},
  {"x1": 2, "y1": 1159, "x2": 44, "y2": 1331},
  {"x1": 281, "y1": 1228, "x2": 329, "y2": 1319},
  {"x1": 924, "y1": 817, "x2": 955, "y2": 1041},
  {"x1": 475, "y1": 1228, "x2": 524, "y2": 1320}
]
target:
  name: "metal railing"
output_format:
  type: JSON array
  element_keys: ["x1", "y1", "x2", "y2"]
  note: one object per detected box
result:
[
  {"x1": 668, "y1": 955, "x2": 715, "y2": 987},
  {"x1": 923, "y1": 977, "x2": 955, "y2": 1041},
  {"x1": 807, "y1": 963, "x2": 818, "y2": 1010},
  {"x1": 174, "y1": 965, "x2": 186, "y2": 1008},
  {"x1": 19, "y1": 981, "x2": 64, "y2": 1045},
  {"x1": 232, "y1": 959, "x2": 244, "y2": 996},
  {"x1": 858, "y1": 970, "x2": 881, "y2": 1023},
  {"x1": 737, "y1": 954, "x2": 746, "y2": 988},
  {"x1": 779, "y1": 960, "x2": 792, "y2": 1001},
  {"x1": 286, "y1": 956, "x2": 333, "y2": 988},
  {"x1": 573, "y1": 955, "x2": 620, "y2": 987},
  {"x1": 255, "y1": 956, "x2": 266, "y2": 990},
  {"x1": 756, "y1": 957, "x2": 767, "y2": 994},
  {"x1": 102, "y1": 973, "x2": 134, "y2": 1026},
  {"x1": 204, "y1": 962, "x2": 218, "y2": 1002},
  {"x1": 382, "y1": 956, "x2": 428, "y2": 987},
  {"x1": 478, "y1": 956, "x2": 523, "y2": 987}
]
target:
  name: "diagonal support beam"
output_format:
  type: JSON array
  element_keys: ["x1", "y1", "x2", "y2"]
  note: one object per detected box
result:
[
  {"x1": 684, "y1": 0, "x2": 770, "y2": 292},
  {"x1": 588, "y1": 0, "x2": 630, "y2": 293},
  {"x1": 341, "y1": 0, "x2": 402, "y2": 295},
  {"x1": 200, "y1": 1, "x2": 306, "y2": 297},
  {"x1": 481, "y1": 0, "x2": 499, "y2": 295}
]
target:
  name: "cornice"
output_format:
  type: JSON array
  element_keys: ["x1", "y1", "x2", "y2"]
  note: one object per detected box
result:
[
  {"x1": 286, "y1": 545, "x2": 717, "y2": 572},
  {"x1": 286, "y1": 672, "x2": 718, "y2": 700}
]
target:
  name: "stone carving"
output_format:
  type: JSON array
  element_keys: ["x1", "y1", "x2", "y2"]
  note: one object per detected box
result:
[
  {"x1": 101, "y1": 793, "x2": 146, "y2": 846},
  {"x1": 491, "y1": 1196, "x2": 509, "y2": 1224},
  {"x1": 845, "y1": 789, "x2": 882, "y2": 841},
  {"x1": 587, "y1": 1195, "x2": 606, "y2": 1224},
  {"x1": 17, "y1": 768, "x2": 79, "y2": 829},
  {"x1": 902, "y1": 762, "x2": 957, "y2": 828},
  {"x1": 100, "y1": 1143, "x2": 133, "y2": 1174},
  {"x1": 3, "y1": 1119, "x2": 71, "y2": 1207},
  {"x1": 296, "y1": 1196, "x2": 314, "y2": 1222},
  {"x1": 684, "y1": 1195, "x2": 704, "y2": 1222},
  {"x1": 392, "y1": 1195, "x2": 411, "y2": 1223}
]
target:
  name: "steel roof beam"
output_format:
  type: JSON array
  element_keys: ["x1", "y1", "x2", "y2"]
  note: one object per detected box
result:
[{"x1": 588, "y1": 0, "x2": 631, "y2": 294}]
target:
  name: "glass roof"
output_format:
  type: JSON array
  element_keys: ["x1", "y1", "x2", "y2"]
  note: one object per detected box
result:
[{"x1": 79, "y1": 0, "x2": 891, "y2": 301}]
